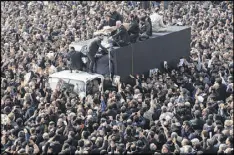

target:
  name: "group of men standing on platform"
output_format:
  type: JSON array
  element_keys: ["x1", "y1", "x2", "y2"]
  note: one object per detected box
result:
[
  {"x1": 69, "y1": 5, "x2": 154, "y2": 73},
  {"x1": 99, "y1": 5, "x2": 153, "y2": 47}
]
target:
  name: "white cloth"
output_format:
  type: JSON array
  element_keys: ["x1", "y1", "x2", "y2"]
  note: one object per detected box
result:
[
  {"x1": 150, "y1": 13, "x2": 167, "y2": 32},
  {"x1": 143, "y1": 99, "x2": 156, "y2": 121},
  {"x1": 159, "y1": 112, "x2": 173, "y2": 122},
  {"x1": 178, "y1": 58, "x2": 185, "y2": 67},
  {"x1": 49, "y1": 65, "x2": 57, "y2": 74}
]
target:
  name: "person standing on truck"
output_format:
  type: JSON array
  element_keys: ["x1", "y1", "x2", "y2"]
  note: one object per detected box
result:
[
  {"x1": 87, "y1": 36, "x2": 108, "y2": 73},
  {"x1": 68, "y1": 47, "x2": 86, "y2": 72}
]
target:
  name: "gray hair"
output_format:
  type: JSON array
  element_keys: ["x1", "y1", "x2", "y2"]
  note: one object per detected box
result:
[
  {"x1": 150, "y1": 143, "x2": 157, "y2": 151},
  {"x1": 171, "y1": 132, "x2": 178, "y2": 139},
  {"x1": 184, "y1": 145, "x2": 192, "y2": 153},
  {"x1": 43, "y1": 132, "x2": 49, "y2": 140},
  {"x1": 116, "y1": 20, "x2": 122, "y2": 26}
]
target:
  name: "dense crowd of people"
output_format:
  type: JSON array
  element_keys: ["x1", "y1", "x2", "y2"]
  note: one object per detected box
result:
[{"x1": 1, "y1": 1, "x2": 233, "y2": 155}]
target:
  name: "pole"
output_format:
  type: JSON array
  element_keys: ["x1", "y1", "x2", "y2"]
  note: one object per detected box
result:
[
  {"x1": 108, "y1": 36, "x2": 113, "y2": 79},
  {"x1": 108, "y1": 48, "x2": 111, "y2": 79}
]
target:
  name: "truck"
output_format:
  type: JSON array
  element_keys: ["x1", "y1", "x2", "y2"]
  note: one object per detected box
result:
[{"x1": 48, "y1": 70, "x2": 120, "y2": 99}]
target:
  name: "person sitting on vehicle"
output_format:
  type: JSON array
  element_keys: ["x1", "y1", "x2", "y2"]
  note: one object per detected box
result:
[
  {"x1": 139, "y1": 14, "x2": 152, "y2": 41},
  {"x1": 128, "y1": 14, "x2": 140, "y2": 43},
  {"x1": 111, "y1": 21, "x2": 130, "y2": 47}
]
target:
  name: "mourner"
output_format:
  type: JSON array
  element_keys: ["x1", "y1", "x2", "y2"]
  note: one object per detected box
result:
[
  {"x1": 112, "y1": 20, "x2": 130, "y2": 47},
  {"x1": 87, "y1": 36, "x2": 108, "y2": 73}
]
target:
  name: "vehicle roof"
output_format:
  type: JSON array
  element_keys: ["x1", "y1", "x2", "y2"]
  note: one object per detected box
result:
[{"x1": 49, "y1": 70, "x2": 104, "y2": 82}]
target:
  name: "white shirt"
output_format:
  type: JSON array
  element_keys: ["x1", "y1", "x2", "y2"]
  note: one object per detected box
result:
[{"x1": 150, "y1": 13, "x2": 166, "y2": 32}]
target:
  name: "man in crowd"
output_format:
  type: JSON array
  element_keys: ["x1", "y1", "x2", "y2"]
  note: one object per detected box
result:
[
  {"x1": 139, "y1": 14, "x2": 153, "y2": 41},
  {"x1": 111, "y1": 21, "x2": 130, "y2": 47},
  {"x1": 87, "y1": 36, "x2": 108, "y2": 73},
  {"x1": 68, "y1": 47, "x2": 86, "y2": 72},
  {"x1": 110, "y1": 6, "x2": 123, "y2": 25},
  {"x1": 128, "y1": 14, "x2": 140, "y2": 43}
]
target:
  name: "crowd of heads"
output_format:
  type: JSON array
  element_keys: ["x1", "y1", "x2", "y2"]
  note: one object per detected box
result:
[{"x1": 1, "y1": 1, "x2": 233, "y2": 155}]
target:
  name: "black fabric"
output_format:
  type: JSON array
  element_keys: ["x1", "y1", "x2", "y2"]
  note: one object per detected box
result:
[
  {"x1": 128, "y1": 20, "x2": 140, "y2": 35},
  {"x1": 128, "y1": 20, "x2": 140, "y2": 43},
  {"x1": 110, "y1": 11, "x2": 123, "y2": 26},
  {"x1": 87, "y1": 53, "x2": 95, "y2": 72},
  {"x1": 96, "y1": 54, "x2": 113, "y2": 75},
  {"x1": 112, "y1": 27, "x2": 191, "y2": 78},
  {"x1": 146, "y1": 17, "x2": 152, "y2": 36},
  {"x1": 68, "y1": 51, "x2": 86, "y2": 70},
  {"x1": 87, "y1": 38, "x2": 108, "y2": 72},
  {"x1": 139, "y1": 34, "x2": 149, "y2": 41},
  {"x1": 140, "y1": 17, "x2": 152, "y2": 37}
]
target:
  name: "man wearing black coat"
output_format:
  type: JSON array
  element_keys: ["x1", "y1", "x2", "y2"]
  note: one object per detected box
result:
[
  {"x1": 110, "y1": 6, "x2": 123, "y2": 26},
  {"x1": 128, "y1": 14, "x2": 140, "y2": 43},
  {"x1": 98, "y1": 14, "x2": 113, "y2": 30},
  {"x1": 87, "y1": 37, "x2": 108, "y2": 73},
  {"x1": 214, "y1": 78, "x2": 227, "y2": 102},
  {"x1": 139, "y1": 15, "x2": 152, "y2": 41},
  {"x1": 112, "y1": 21, "x2": 130, "y2": 47},
  {"x1": 68, "y1": 47, "x2": 86, "y2": 72}
]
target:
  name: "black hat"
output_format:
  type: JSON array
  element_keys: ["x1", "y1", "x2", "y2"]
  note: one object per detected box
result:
[
  {"x1": 3, "y1": 106, "x2": 11, "y2": 114},
  {"x1": 136, "y1": 140, "x2": 143, "y2": 147},
  {"x1": 16, "y1": 118, "x2": 23, "y2": 126},
  {"x1": 122, "y1": 113, "x2": 128, "y2": 120}
]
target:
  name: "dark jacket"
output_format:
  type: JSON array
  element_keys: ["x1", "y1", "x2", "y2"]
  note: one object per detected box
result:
[
  {"x1": 90, "y1": 140, "x2": 108, "y2": 154},
  {"x1": 88, "y1": 38, "x2": 108, "y2": 57},
  {"x1": 215, "y1": 84, "x2": 227, "y2": 102},
  {"x1": 204, "y1": 146, "x2": 219, "y2": 155},
  {"x1": 98, "y1": 20, "x2": 111, "y2": 30},
  {"x1": 190, "y1": 118, "x2": 205, "y2": 130},
  {"x1": 68, "y1": 50, "x2": 86, "y2": 70},
  {"x1": 39, "y1": 140, "x2": 47, "y2": 152},
  {"x1": 140, "y1": 18, "x2": 152, "y2": 36},
  {"x1": 146, "y1": 17, "x2": 152, "y2": 36},
  {"x1": 128, "y1": 20, "x2": 140, "y2": 35},
  {"x1": 110, "y1": 11, "x2": 123, "y2": 26},
  {"x1": 112, "y1": 25, "x2": 130, "y2": 44}
]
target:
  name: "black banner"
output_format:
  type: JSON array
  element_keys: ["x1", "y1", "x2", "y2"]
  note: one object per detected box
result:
[{"x1": 112, "y1": 26, "x2": 191, "y2": 77}]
